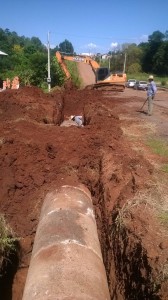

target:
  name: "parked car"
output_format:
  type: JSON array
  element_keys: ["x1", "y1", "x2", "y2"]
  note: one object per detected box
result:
[
  {"x1": 134, "y1": 80, "x2": 148, "y2": 91},
  {"x1": 126, "y1": 79, "x2": 136, "y2": 88}
]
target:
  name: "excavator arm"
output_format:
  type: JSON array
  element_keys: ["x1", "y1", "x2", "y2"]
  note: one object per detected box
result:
[
  {"x1": 55, "y1": 51, "x2": 127, "y2": 91},
  {"x1": 55, "y1": 51, "x2": 71, "y2": 79},
  {"x1": 56, "y1": 51, "x2": 99, "y2": 70}
]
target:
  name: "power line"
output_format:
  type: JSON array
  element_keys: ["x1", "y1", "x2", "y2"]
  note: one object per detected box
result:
[{"x1": 50, "y1": 31, "x2": 144, "y2": 42}]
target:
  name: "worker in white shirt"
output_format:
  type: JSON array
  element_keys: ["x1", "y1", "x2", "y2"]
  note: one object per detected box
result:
[{"x1": 70, "y1": 115, "x2": 84, "y2": 127}]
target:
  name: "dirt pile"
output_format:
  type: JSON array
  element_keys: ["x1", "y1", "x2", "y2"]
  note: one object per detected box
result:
[{"x1": 0, "y1": 86, "x2": 168, "y2": 299}]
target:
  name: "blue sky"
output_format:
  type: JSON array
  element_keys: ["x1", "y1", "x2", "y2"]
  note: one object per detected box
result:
[{"x1": 1, "y1": 0, "x2": 168, "y2": 54}]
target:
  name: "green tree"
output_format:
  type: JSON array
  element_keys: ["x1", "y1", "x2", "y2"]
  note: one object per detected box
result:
[
  {"x1": 110, "y1": 51, "x2": 125, "y2": 73},
  {"x1": 153, "y1": 41, "x2": 168, "y2": 74},
  {"x1": 50, "y1": 57, "x2": 65, "y2": 87},
  {"x1": 140, "y1": 31, "x2": 165, "y2": 73},
  {"x1": 24, "y1": 45, "x2": 38, "y2": 56},
  {"x1": 128, "y1": 63, "x2": 142, "y2": 74},
  {"x1": 19, "y1": 69, "x2": 34, "y2": 86},
  {"x1": 29, "y1": 52, "x2": 48, "y2": 86},
  {"x1": 30, "y1": 37, "x2": 45, "y2": 52},
  {"x1": 165, "y1": 31, "x2": 168, "y2": 40},
  {"x1": 148, "y1": 31, "x2": 165, "y2": 43},
  {"x1": 58, "y1": 39, "x2": 74, "y2": 54},
  {"x1": 124, "y1": 44, "x2": 142, "y2": 72}
]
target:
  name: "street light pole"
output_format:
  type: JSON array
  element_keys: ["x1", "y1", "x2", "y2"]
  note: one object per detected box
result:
[{"x1": 47, "y1": 31, "x2": 51, "y2": 92}]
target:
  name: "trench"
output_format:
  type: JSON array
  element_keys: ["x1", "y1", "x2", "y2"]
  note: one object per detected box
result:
[
  {"x1": 0, "y1": 242, "x2": 20, "y2": 300},
  {"x1": 56, "y1": 112, "x2": 159, "y2": 298},
  {"x1": 1, "y1": 95, "x2": 161, "y2": 299},
  {"x1": 21, "y1": 116, "x2": 159, "y2": 300},
  {"x1": 90, "y1": 178, "x2": 161, "y2": 299},
  {"x1": 1, "y1": 179, "x2": 160, "y2": 300},
  {"x1": 20, "y1": 178, "x2": 159, "y2": 300}
]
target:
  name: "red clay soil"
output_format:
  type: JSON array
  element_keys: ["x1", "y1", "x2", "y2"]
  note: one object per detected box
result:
[{"x1": 0, "y1": 86, "x2": 168, "y2": 299}]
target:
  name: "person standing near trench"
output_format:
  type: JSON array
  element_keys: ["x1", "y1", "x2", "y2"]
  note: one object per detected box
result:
[{"x1": 147, "y1": 75, "x2": 157, "y2": 116}]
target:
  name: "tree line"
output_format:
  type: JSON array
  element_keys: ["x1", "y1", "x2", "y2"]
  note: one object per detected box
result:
[
  {"x1": 0, "y1": 28, "x2": 74, "y2": 89},
  {"x1": 0, "y1": 28, "x2": 168, "y2": 89}
]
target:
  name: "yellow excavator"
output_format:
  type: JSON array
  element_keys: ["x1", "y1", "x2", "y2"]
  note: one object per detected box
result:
[{"x1": 55, "y1": 51, "x2": 127, "y2": 92}]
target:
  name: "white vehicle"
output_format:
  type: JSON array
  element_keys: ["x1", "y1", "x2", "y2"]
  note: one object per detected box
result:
[
  {"x1": 126, "y1": 79, "x2": 136, "y2": 88},
  {"x1": 134, "y1": 81, "x2": 148, "y2": 91}
]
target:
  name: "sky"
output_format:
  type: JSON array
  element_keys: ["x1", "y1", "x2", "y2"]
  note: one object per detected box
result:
[{"x1": 1, "y1": 0, "x2": 168, "y2": 54}]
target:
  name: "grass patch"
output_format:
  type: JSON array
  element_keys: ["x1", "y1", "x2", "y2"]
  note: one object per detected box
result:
[
  {"x1": 158, "y1": 211, "x2": 168, "y2": 226},
  {"x1": 161, "y1": 164, "x2": 168, "y2": 173},
  {"x1": 0, "y1": 215, "x2": 19, "y2": 269},
  {"x1": 147, "y1": 139, "x2": 168, "y2": 157},
  {"x1": 127, "y1": 73, "x2": 168, "y2": 87},
  {"x1": 114, "y1": 178, "x2": 168, "y2": 230},
  {"x1": 66, "y1": 61, "x2": 82, "y2": 88}
]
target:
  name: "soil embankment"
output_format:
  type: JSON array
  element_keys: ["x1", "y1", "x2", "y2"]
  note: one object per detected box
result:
[{"x1": 0, "y1": 84, "x2": 168, "y2": 299}]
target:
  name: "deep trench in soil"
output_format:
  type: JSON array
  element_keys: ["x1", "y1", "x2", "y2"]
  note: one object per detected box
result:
[
  {"x1": 90, "y1": 181, "x2": 160, "y2": 300},
  {"x1": 0, "y1": 86, "x2": 166, "y2": 299},
  {"x1": 0, "y1": 179, "x2": 160, "y2": 300}
]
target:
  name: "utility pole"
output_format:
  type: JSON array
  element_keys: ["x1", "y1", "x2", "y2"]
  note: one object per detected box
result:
[
  {"x1": 108, "y1": 56, "x2": 110, "y2": 70},
  {"x1": 123, "y1": 52, "x2": 127, "y2": 74},
  {"x1": 108, "y1": 54, "x2": 112, "y2": 70},
  {"x1": 47, "y1": 31, "x2": 51, "y2": 92}
]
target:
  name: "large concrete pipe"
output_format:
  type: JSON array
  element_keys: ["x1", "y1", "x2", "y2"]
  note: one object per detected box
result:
[{"x1": 22, "y1": 185, "x2": 110, "y2": 300}]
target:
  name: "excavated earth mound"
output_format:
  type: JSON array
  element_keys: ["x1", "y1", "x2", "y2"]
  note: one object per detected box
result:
[{"x1": 0, "y1": 86, "x2": 168, "y2": 299}]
